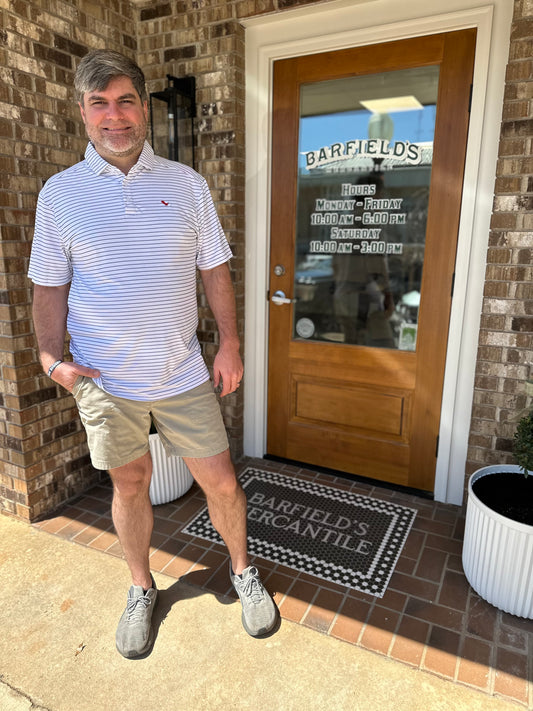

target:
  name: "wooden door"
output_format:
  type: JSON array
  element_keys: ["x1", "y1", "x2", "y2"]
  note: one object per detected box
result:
[{"x1": 267, "y1": 30, "x2": 476, "y2": 493}]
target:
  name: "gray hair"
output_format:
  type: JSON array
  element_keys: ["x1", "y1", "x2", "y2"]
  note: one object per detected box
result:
[{"x1": 75, "y1": 49, "x2": 147, "y2": 104}]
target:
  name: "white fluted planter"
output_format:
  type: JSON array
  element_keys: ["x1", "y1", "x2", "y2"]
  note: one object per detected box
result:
[
  {"x1": 148, "y1": 433, "x2": 194, "y2": 506},
  {"x1": 462, "y1": 465, "x2": 533, "y2": 619}
]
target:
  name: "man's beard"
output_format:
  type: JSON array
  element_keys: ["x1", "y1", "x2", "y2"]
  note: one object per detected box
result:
[{"x1": 88, "y1": 121, "x2": 147, "y2": 159}]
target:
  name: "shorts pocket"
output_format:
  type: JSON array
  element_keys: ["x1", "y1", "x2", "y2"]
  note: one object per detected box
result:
[{"x1": 71, "y1": 376, "x2": 85, "y2": 399}]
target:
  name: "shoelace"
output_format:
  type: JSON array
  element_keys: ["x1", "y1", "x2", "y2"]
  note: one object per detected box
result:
[
  {"x1": 126, "y1": 594, "x2": 152, "y2": 622},
  {"x1": 237, "y1": 574, "x2": 265, "y2": 605}
]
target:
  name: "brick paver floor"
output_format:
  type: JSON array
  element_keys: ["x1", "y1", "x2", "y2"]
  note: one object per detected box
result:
[{"x1": 34, "y1": 457, "x2": 533, "y2": 708}]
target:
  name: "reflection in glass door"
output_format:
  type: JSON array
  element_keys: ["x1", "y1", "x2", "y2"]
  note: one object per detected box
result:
[{"x1": 293, "y1": 66, "x2": 439, "y2": 351}]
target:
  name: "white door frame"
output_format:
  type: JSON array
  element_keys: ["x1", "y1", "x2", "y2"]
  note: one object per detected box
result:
[{"x1": 242, "y1": 0, "x2": 513, "y2": 505}]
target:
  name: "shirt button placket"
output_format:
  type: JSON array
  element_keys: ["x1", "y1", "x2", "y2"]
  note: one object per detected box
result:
[{"x1": 123, "y1": 175, "x2": 138, "y2": 215}]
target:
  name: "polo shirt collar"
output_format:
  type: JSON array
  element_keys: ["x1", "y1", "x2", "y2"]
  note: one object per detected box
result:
[{"x1": 84, "y1": 141, "x2": 156, "y2": 176}]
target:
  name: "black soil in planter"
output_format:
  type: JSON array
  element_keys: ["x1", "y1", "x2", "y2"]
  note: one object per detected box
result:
[{"x1": 473, "y1": 472, "x2": 533, "y2": 526}]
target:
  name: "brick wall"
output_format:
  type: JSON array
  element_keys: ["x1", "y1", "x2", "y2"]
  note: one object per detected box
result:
[
  {"x1": 0, "y1": 0, "x2": 529, "y2": 520},
  {"x1": 466, "y1": 0, "x2": 533, "y2": 476}
]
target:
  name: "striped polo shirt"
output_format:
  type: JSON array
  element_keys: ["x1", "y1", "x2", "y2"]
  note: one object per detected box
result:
[{"x1": 28, "y1": 141, "x2": 233, "y2": 401}]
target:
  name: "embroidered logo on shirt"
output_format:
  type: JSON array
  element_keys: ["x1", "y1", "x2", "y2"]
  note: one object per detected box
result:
[{"x1": 161, "y1": 200, "x2": 169, "y2": 206}]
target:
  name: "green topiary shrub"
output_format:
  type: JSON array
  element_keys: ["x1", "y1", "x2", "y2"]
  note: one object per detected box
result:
[{"x1": 513, "y1": 408, "x2": 533, "y2": 477}]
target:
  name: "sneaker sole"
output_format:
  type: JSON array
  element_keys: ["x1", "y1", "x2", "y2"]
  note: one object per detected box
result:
[
  {"x1": 116, "y1": 626, "x2": 155, "y2": 659},
  {"x1": 240, "y1": 606, "x2": 279, "y2": 637}
]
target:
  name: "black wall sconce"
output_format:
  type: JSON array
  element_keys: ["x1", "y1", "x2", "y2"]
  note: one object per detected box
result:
[{"x1": 149, "y1": 75, "x2": 196, "y2": 169}]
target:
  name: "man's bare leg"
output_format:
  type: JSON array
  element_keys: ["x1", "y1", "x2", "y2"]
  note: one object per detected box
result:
[
  {"x1": 183, "y1": 448, "x2": 249, "y2": 575},
  {"x1": 185, "y1": 448, "x2": 277, "y2": 637},
  {"x1": 109, "y1": 451, "x2": 153, "y2": 590}
]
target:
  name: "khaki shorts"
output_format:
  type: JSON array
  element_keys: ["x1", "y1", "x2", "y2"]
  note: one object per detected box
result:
[{"x1": 72, "y1": 378, "x2": 229, "y2": 471}]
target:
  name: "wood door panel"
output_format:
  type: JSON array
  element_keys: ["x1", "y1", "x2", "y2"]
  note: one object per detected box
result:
[
  {"x1": 285, "y1": 426, "x2": 410, "y2": 485},
  {"x1": 289, "y1": 342, "x2": 417, "y2": 389},
  {"x1": 294, "y1": 35, "x2": 446, "y2": 83},
  {"x1": 291, "y1": 376, "x2": 408, "y2": 439},
  {"x1": 267, "y1": 30, "x2": 476, "y2": 493}
]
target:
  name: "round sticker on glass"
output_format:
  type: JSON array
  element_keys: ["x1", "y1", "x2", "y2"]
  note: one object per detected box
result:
[{"x1": 296, "y1": 318, "x2": 315, "y2": 339}]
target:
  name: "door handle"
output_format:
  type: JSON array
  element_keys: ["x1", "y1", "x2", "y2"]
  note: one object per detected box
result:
[{"x1": 271, "y1": 290, "x2": 296, "y2": 306}]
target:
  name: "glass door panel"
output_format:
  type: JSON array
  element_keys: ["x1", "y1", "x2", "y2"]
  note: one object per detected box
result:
[{"x1": 293, "y1": 66, "x2": 439, "y2": 351}]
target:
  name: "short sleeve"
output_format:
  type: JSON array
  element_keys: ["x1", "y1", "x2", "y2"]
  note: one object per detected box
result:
[
  {"x1": 28, "y1": 190, "x2": 73, "y2": 286},
  {"x1": 195, "y1": 178, "x2": 233, "y2": 271}
]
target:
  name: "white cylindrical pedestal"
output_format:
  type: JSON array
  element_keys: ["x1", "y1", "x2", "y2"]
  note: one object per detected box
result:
[{"x1": 148, "y1": 433, "x2": 194, "y2": 506}]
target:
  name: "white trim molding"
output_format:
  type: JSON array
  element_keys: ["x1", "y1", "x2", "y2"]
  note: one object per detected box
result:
[{"x1": 243, "y1": 0, "x2": 513, "y2": 505}]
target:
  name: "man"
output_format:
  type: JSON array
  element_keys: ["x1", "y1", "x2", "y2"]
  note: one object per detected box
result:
[{"x1": 28, "y1": 49, "x2": 277, "y2": 658}]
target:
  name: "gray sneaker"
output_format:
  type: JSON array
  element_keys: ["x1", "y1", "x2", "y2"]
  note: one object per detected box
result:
[
  {"x1": 230, "y1": 565, "x2": 278, "y2": 637},
  {"x1": 115, "y1": 577, "x2": 158, "y2": 658}
]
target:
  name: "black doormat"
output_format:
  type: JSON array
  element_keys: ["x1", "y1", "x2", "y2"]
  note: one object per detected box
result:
[{"x1": 183, "y1": 467, "x2": 417, "y2": 597}]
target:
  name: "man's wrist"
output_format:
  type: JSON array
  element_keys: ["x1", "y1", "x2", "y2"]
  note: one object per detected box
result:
[
  {"x1": 218, "y1": 337, "x2": 240, "y2": 351},
  {"x1": 47, "y1": 360, "x2": 64, "y2": 378}
]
